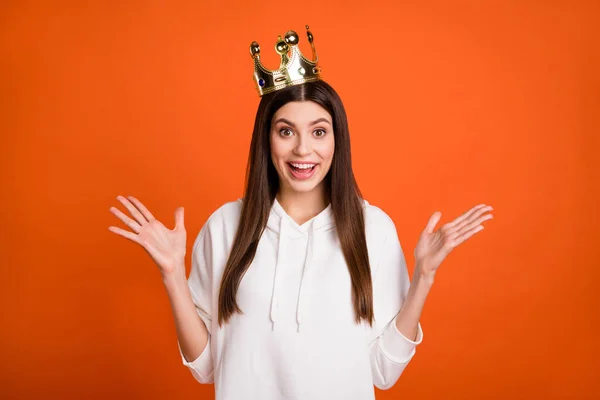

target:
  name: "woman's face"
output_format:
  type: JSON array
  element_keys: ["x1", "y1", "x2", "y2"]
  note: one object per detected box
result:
[{"x1": 270, "y1": 100, "x2": 335, "y2": 196}]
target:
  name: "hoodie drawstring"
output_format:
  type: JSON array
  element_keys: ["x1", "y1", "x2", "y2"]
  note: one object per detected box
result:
[
  {"x1": 268, "y1": 197, "x2": 333, "y2": 333},
  {"x1": 269, "y1": 217, "x2": 316, "y2": 332},
  {"x1": 295, "y1": 221, "x2": 315, "y2": 332},
  {"x1": 269, "y1": 217, "x2": 286, "y2": 331}
]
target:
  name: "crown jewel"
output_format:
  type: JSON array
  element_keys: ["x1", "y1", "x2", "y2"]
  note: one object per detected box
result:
[{"x1": 249, "y1": 25, "x2": 323, "y2": 97}]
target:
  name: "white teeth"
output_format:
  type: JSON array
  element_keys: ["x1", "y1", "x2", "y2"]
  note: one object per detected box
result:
[{"x1": 290, "y1": 163, "x2": 315, "y2": 169}]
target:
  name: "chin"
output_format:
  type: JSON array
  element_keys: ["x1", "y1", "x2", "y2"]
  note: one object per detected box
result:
[
  {"x1": 287, "y1": 181, "x2": 322, "y2": 193},
  {"x1": 282, "y1": 175, "x2": 327, "y2": 195}
]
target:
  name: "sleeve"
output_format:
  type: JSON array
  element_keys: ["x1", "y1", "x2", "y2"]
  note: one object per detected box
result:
[
  {"x1": 177, "y1": 224, "x2": 215, "y2": 384},
  {"x1": 368, "y1": 224, "x2": 424, "y2": 390}
]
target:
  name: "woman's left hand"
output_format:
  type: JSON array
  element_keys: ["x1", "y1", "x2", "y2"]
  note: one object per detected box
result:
[{"x1": 414, "y1": 204, "x2": 494, "y2": 282}]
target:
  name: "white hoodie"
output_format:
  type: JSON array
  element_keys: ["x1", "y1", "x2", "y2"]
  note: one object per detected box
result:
[{"x1": 178, "y1": 198, "x2": 423, "y2": 399}]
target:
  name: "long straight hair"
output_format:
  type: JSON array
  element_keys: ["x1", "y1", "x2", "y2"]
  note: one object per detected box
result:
[{"x1": 217, "y1": 80, "x2": 373, "y2": 326}]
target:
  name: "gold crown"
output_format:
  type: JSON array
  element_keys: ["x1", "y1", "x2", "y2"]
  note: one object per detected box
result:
[{"x1": 249, "y1": 25, "x2": 323, "y2": 97}]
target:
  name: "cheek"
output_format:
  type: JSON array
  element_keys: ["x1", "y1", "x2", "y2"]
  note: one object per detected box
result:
[
  {"x1": 270, "y1": 135, "x2": 289, "y2": 165},
  {"x1": 271, "y1": 135, "x2": 293, "y2": 172},
  {"x1": 318, "y1": 137, "x2": 335, "y2": 162}
]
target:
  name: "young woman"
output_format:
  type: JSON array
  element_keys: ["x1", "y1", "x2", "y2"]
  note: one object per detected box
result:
[{"x1": 108, "y1": 27, "x2": 493, "y2": 400}]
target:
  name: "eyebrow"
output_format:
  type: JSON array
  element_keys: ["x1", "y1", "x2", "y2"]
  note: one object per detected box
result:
[{"x1": 273, "y1": 117, "x2": 332, "y2": 127}]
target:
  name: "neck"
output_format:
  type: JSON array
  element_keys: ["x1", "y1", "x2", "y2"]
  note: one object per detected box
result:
[{"x1": 276, "y1": 185, "x2": 328, "y2": 226}]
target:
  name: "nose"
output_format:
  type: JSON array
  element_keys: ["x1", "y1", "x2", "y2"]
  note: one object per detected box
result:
[{"x1": 293, "y1": 133, "x2": 312, "y2": 156}]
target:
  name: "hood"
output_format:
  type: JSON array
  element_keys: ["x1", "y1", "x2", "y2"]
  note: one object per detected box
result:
[
  {"x1": 263, "y1": 198, "x2": 368, "y2": 332},
  {"x1": 266, "y1": 197, "x2": 336, "y2": 236}
]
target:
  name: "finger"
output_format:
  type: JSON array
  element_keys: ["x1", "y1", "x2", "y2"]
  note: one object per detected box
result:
[
  {"x1": 454, "y1": 207, "x2": 493, "y2": 233},
  {"x1": 425, "y1": 211, "x2": 442, "y2": 234},
  {"x1": 117, "y1": 195, "x2": 148, "y2": 225},
  {"x1": 109, "y1": 206, "x2": 142, "y2": 234},
  {"x1": 174, "y1": 207, "x2": 185, "y2": 230},
  {"x1": 448, "y1": 204, "x2": 489, "y2": 229},
  {"x1": 108, "y1": 225, "x2": 142, "y2": 244},
  {"x1": 453, "y1": 225, "x2": 484, "y2": 247},
  {"x1": 127, "y1": 195, "x2": 156, "y2": 221}
]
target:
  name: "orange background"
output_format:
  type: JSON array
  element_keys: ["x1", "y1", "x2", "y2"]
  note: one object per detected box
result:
[{"x1": 1, "y1": 1, "x2": 599, "y2": 399}]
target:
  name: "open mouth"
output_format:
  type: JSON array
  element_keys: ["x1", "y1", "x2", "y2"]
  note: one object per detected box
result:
[{"x1": 287, "y1": 162, "x2": 317, "y2": 179}]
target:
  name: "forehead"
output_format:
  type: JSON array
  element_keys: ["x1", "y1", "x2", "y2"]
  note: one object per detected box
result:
[{"x1": 272, "y1": 101, "x2": 331, "y2": 125}]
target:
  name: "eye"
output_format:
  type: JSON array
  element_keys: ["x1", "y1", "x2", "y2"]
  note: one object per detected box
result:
[
  {"x1": 279, "y1": 128, "x2": 293, "y2": 137},
  {"x1": 313, "y1": 129, "x2": 327, "y2": 138}
]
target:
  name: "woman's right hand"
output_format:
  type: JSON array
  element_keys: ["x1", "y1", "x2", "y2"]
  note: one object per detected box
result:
[{"x1": 109, "y1": 195, "x2": 187, "y2": 277}]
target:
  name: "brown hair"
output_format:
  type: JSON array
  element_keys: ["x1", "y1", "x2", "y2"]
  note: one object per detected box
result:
[{"x1": 217, "y1": 80, "x2": 373, "y2": 326}]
